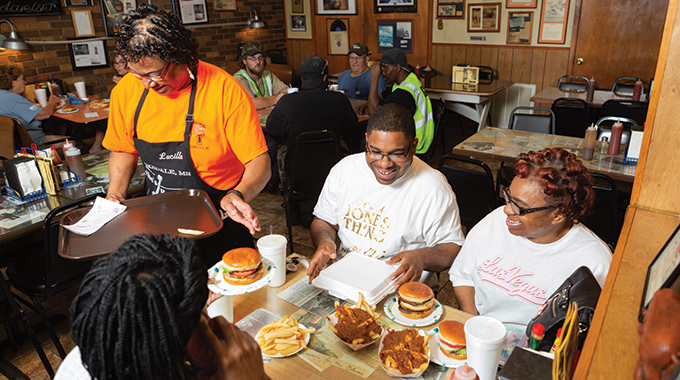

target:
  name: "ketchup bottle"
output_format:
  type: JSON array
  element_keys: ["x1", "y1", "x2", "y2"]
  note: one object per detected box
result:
[
  {"x1": 608, "y1": 119, "x2": 624, "y2": 156},
  {"x1": 632, "y1": 79, "x2": 643, "y2": 101},
  {"x1": 583, "y1": 124, "x2": 597, "y2": 160},
  {"x1": 586, "y1": 77, "x2": 595, "y2": 102}
]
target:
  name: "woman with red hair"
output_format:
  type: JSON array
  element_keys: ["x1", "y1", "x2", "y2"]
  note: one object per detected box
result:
[{"x1": 449, "y1": 148, "x2": 612, "y2": 328}]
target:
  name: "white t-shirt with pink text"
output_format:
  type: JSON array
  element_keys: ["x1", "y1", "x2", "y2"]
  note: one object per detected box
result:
[{"x1": 449, "y1": 206, "x2": 612, "y2": 327}]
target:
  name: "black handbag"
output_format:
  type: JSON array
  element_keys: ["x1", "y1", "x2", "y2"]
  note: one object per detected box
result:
[{"x1": 525, "y1": 266, "x2": 602, "y2": 352}]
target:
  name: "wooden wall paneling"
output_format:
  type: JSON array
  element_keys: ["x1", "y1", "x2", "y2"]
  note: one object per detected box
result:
[
  {"x1": 450, "y1": 46, "x2": 467, "y2": 70},
  {"x1": 542, "y1": 49, "x2": 570, "y2": 90},
  {"x1": 433, "y1": 45, "x2": 451, "y2": 77},
  {"x1": 530, "y1": 49, "x2": 547, "y2": 93},
  {"x1": 510, "y1": 48, "x2": 533, "y2": 84},
  {"x1": 466, "y1": 46, "x2": 482, "y2": 67},
  {"x1": 497, "y1": 48, "x2": 513, "y2": 81},
  {"x1": 480, "y1": 47, "x2": 499, "y2": 74}
]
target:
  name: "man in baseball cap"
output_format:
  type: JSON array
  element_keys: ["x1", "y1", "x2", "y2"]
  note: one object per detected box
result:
[
  {"x1": 363, "y1": 48, "x2": 434, "y2": 155},
  {"x1": 234, "y1": 41, "x2": 289, "y2": 109},
  {"x1": 337, "y1": 43, "x2": 386, "y2": 100}
]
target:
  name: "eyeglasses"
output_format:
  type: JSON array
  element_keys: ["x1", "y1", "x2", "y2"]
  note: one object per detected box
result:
[
  {"x1": 246, "y1": 55, "x2": 265, "y2": 63},
  {"x1": 113, "y1": 61, "x2": 125, "y2": 66},
  {"x1": 365, "y1": 142, "x2": 413, "y2": 162},
  {"x1": 502, "y1": 187, "x2": 556, "y2": 216},
  {"x1": 349, "y1": 56, "x2": 365, "y2": 62},
  {"x1": 125, "y1": 61, "x2": 172, "y2": 83}
]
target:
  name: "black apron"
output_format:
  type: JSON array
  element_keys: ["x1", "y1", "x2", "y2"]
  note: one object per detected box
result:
[{"x1": 133, "y1": 80, "x2": 254, "y2": 268}]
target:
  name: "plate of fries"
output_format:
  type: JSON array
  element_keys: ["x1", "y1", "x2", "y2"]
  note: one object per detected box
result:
[
  {"x1": 89, "y1": 100, "x2": 109, "y2": 108},
  {"x1": 326, "y1": 292, "x2": 383, "y2": 350},
  {"x1": 379, "y1": 328, "x2": 430, "y2": 378},
  {"x1": 256, "y1": 316, "x2": 315, "y2": 358}
]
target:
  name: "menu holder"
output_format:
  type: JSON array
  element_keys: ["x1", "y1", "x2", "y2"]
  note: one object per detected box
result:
[
  {"x1": 623, "y1": 129, "x2": 644, "y2": 165},
  {"x1": 3, "y1": 155, "x2": 47, "y2": 201}
]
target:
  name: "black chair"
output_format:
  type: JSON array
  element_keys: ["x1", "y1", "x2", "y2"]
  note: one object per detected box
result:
[
  {"x1": 266, "y1": 48, "x2": 287, "y2": 64},
  {"x1": 557, "y1": 75, "x2": 589, "y2": 92},
  {"x1": 611, "y1": 77, "x2": 642, "y2": 97},
  {"x1": 552, "y1": 97, "x2": 590, "y2": 138},
  {"x1": 600, "y1": 99, "x2": 648, "y2": 126},
  {"x1": 278, "y1": 130, "x2": 344, "y2": 252},
  {"x1": 497, "y1": 106, "x2": 556, "y2": 192},
  {"x1": 595, "y1": 116, "x2": 638, "y2": 146},
  {"x1": 416, "y1": 99, "x2": 446, "y2": 162},
  {"x1": 478, "y1": 66, "x2": 495, "y2": 82},
  {"x1": 439, "y1": 155, "x2": 499, "y2": 231},
  {"x1": 580, "y1": 173, "x2": 623, "y2": 250},
  {"x1": 5, "y1": 193, "x2": 103, "y2": 376}
]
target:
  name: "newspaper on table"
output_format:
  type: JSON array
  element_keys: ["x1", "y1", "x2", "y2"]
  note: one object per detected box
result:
[
  {"x1": 277, "y1": 276, "x2": 347, "y2": 318},
  {"x1": 62, "y1": 196, "x2": 127, "y2": 236}
]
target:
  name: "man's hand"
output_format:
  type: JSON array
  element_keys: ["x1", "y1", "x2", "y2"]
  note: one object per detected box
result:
[
  {"x1": 354, "y1": 103, "x2": 368, "y2": 116},
  {"x1": 220, "y1": 193, "x2": 261, "y2": 235},
  {"x1": 385, "y1": 250, "x2": 425, "y2": 288},
  {"x1": 189, "y1": 315, "x2": 269, "y2": 380},
  {"x1": 307, "y1": 240, "x2": 337, "y2": 283},
  {"x1": 370, "y1": 63, "x2": 382, "y2": 80}
]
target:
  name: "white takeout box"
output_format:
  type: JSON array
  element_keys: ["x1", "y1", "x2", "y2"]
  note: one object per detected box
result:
[{"x1": 311, "y1": 252, "x2": 399, "y2": 306}]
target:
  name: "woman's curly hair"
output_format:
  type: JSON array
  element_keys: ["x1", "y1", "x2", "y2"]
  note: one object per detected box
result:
[
  {"x1": 515, "y1": 147, "x2": 595, "y2": 221},
  {"x1": 0, "y1": 64, "x2": 23, "y2": 91},
  {"x1": 116, "y1": 4, "x2": 199, "y2": 71}
]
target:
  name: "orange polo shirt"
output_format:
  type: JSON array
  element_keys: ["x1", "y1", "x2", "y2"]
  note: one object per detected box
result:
[{"x1": 104, "y1": 60, "x2": 267, "y2": 190}]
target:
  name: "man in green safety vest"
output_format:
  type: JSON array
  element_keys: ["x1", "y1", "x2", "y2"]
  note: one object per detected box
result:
[
  {"x1": 234, "y1": 42, "x2": 289, "y2": 109},
  {"x1": 363, "y1": 48, "x2": 435, "y2": 155}
]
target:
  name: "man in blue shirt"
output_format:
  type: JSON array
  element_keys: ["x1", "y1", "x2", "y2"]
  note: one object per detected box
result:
[{"x1": 337, "y1": 43, "x2": 386, "y2": 100}]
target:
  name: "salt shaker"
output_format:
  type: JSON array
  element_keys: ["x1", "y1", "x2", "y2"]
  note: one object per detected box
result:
[{"x1": 599, "y1": 137, "x2": 610, "y2": 158}]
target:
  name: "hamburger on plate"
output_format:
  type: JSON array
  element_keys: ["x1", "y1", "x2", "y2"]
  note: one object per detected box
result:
[
  {"x1": 221, "y1": 247, "x2": 264, "y2": 285},
  {"x1": 397, "y1": 282, "x2": 435, "y2": 319},
  {"x1": 437, "y1": 320, "x2": 467, "y2": 360}
]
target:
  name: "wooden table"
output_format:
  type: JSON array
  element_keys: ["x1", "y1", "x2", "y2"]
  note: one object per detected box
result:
[
  {"x1": 52, "y1": 101, "x2": 109, "y2": 124},
  {"x1": 530, "y1": 87, "x2": 646, "y2": 108},
  {"x1": 233, "y1": 269, "x2": 473, "y2": 380},
  {"x1": 451, "y1": 127, "x2": 636, "y2": 183},
  {"x1": 426, "y1": 78, "x2": 515, "y2": 131}
]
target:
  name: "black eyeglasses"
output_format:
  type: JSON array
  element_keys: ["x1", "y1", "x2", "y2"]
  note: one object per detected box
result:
[
  {"x1": 502, "y1": 187, "x2": 556, "y2": 216},
  {"x1": 125, "y1": 61, "x2": 171, "y2": 83},
  {"x1": 365, "y1": 141, "x2": 413, "y2": 162}
]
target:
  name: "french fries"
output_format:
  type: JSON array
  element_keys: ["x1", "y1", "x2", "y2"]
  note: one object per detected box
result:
[
  {"x1": 328, "y1": 292, "x2": 383, "y2": 348},
  {"x1": 256, "y1": 315, "x2": 315, "y2": 357},
  {"x1": 379, "y1": 329, "x2": 430, "y2": 375}
]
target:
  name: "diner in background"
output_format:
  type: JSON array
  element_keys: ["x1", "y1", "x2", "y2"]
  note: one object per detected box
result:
[
  {"x1": 233, "y1": 42, "x2": 289, "y2": 110},
  {"x1": 103, "y1": 4, "x2": 270, "y2": 267},
  {"x1": 111, "y1": 54, "x2": 127, "y2": 84},
  {"x1": 449, "y1": 148, "x2": 612, "y2": 328},
  {"x1": 0, "y1": 64, "x2": 69, "y2": 146},
  {"x1": 337, "y1": 42, "x2": 386, "y2": 100},
  {"x1": 307, "y1": 103, "x2": 464, "y2": 288},
  {"x1": 55, "y1": 234, "x2": 270, "y2": 380},
  {"x1": 362, "y1": 48, "x2": 434, "y2": 155}
]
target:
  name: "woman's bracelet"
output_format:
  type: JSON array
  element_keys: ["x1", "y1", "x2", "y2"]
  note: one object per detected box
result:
[{"x1": 226, "y1": 189, "x2": 245, "y2": 201}]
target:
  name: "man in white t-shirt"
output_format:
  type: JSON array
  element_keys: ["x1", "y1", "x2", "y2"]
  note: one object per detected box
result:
[{"x1": 307, "y1": 103, "x2": 465, "y2": 287}]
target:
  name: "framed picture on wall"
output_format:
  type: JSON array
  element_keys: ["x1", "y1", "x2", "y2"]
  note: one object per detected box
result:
[
  {"x1": 69, "y1": 39, "x2": 109, "y2": 70},
  {"x1": 327, "y1": 18, "x2": 349, "y2": 55},
  {"x1": 214, "y1": 0, "x2": 236, "y2": 11},
  {"x1": 316, "y1": 0, "x2": 357, "y2": 15},
  {"x1": 374, "y1": 0, "x2": 417, "y2": 14},
  {"x1": 507, "y1": 12, "x2": 532, "y2": 44},
  {"x1": 437, "y1": 0, "x2": 464, "y2": 18},
  {"x1": 292, "y1": 0, "x2": 304, "y2": 13},
  {"x1": 292, "y1": 15, "x2": 307, "y2": 31},
  {"x1": 101, "y1": 0, "x2": 136, "y2": 36},
  {"x1": 71, "y1": 10, "x2": 95, "y2": 37},
  {"x1": 538, "y1": 0, "x2": 569, "y2": 43},
  {"x1": 467, "y1": 2, "x2": 501, "y2": 33},
  {"x1": 66, "y1": 0, "x2": 94, "y2": 6},
  {"x1": 177, "y1": 0, "x2": 209, "y2": 25},
  {"x1": 506, "y1": 0, "x2": 536, "y2": 8},
  {"x1": 378, "y1": 21, "x2": 412, "y2": 52}
]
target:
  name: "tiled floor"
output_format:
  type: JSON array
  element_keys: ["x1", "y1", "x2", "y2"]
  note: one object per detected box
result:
[{"x1": 0, "y1": 110, "x2": 475, "y2": 379}]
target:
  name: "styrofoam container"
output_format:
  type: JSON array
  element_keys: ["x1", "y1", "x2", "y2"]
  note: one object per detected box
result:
[{"x1": 311, "y1": 252, "x2": 399, "y2": 306}]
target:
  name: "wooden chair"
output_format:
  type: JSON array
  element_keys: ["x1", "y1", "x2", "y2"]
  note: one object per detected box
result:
[{"x1": 0, "y1": 115, "x2": 33, "y2": 162}]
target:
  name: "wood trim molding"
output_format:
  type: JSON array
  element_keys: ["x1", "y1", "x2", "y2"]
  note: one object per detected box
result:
[{"x1": 430, "y1": 42, "x2": 571, "y2": 51}]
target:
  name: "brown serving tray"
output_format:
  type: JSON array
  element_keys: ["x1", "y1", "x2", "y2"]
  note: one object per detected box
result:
[{"x1": 58, "y1": 189, "x2": 223, "y2": 260}]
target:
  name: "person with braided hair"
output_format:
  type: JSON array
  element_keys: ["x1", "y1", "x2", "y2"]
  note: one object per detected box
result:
[
  {"x1": 103, "y1": 4, "x2": 270, "y2": 268},
  {"x1": 55, "y1": 234, "x2": 269, "y2": 380},
  {"x1": 449, "y1": 147, "x2": 612, "y2": 329}
]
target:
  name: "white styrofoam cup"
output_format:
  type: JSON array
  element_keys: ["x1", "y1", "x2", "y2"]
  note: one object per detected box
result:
[
  {"x1": 257, "y1": 234, "x2": 287, "y2": 287},
  {"x1": 464, "y1": 316, "x2": 507, "y2": 380}
]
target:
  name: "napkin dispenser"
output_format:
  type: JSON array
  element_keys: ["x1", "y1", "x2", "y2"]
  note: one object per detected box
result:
[{"x1": 4, "y1": 156, "x2": 45, "y2": 200}]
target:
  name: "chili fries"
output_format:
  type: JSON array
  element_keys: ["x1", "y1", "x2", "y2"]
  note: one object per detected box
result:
[
  {"x1": 327, "y1": 292, "x2": 383, "y2": 349},
  {"x1": 379, "y1": 329, "x2": 430, "y2": 376},
  {"x1": 256, "y1": 316, "x2": 315, "y2": 357}
]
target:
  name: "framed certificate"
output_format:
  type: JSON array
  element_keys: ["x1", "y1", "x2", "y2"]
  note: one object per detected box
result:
[{"x1": 639, "y1": 222, "x2": 680, "y2": 322}]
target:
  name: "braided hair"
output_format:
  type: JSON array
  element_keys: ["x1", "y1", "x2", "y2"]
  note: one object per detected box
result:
[
  {"x1": 70, "y1": 234, "x2": 208, "y2": 380},
  {"x1": 116, "y1": 4, "x2": 199, "y2": 72}
]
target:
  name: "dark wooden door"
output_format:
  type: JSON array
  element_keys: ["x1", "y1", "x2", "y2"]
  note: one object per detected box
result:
[{"x1": 570, "y1": 0, "x2": 669, "y2": 90}]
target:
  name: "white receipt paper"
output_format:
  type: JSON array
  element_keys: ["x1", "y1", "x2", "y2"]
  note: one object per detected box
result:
[
  {"x1": 62, "y1": 197, "x2": 127, "y2": 236},
  {"x1": 84, "y1": 112, "x2": 99, "y2": 118}
]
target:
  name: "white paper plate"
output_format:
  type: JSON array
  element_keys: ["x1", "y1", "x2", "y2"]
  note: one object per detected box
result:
[
  {"x1": 383, "y1": 297, "x2": 443, "y2": 327},
  {"x1": 207, "y1": 257, "x2": 276, "y2": 296},
  {"x1": 256, "y1": 323, "x2": 311, "y2": 358},
  {"x1": 57, "y1": 107, "x2": 79, "y2": 114},
  {"x1": 427, "y1": 332, "x2": 466, "y2": 368}
]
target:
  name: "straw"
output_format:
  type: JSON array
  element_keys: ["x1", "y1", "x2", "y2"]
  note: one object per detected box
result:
[{"x1": 270, "y1": 225, "x2": 273, "y2": 235}]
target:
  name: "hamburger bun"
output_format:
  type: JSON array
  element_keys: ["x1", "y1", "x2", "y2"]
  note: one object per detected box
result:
[
  {"x1": 397, "y1": 282, "x2": 435, "y2": 320},
  {"x1": 221, "y1": 248, "x2": 264, "y2": 285},
  {"x1": 438, "y1": 320, "x2": 467, "y2": 360}
]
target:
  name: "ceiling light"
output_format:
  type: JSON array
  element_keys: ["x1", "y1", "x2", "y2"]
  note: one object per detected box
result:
[
  {"x1": 247, "y1": 8, "x2": 266, "y2": 29},
  {"x1": 0, "y1": 20, "x2": 29, "y2": 50}
]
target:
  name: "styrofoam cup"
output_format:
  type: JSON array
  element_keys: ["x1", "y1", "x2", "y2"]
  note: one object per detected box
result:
[
  {"x1": 257, "y1": 234, "x2": 287, "y2": 287},
  {"x1": 35, "y1": 88, "x2": 48, "y2": 107},
  {"x1": 74, "y1": 81, "x2": 87, "y2": 100},
  {"x1": 329, "y1": 84, "x2": 339, "y2": 91},
  {"x1": 287, "y1": 87, "x2": 298, "y2": 94},
  {"x1": 464, "y1": 316, "x2": 507, "y2": 380}
]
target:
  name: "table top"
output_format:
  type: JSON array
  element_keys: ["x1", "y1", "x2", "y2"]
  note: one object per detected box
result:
[
  {"x1": 258, "y1": 97, "x2": 368, "y2": 128},
  {"x1": 530, "y1": 87, "x2": 646, "y2": 108},
  {"x1": 52, "y1": 100, "x2": 110, "y2": 124},
  {"x1": 426, "y1": 78, "x2": 515, "y2": 97},
  {"x1": 0, "y1": 149, "x2": 144, "y2": 243},
  {"x1": 234, "y1": 268, "x2": 473, "y2": 380},
  {"x1": 451, "y1": 127, "x2": 636, "y2": 183}
]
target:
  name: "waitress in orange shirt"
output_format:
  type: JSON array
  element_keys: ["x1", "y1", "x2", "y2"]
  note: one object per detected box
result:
[{"x1": 103, "y1": 5, "x2": 270, "y2": 266}]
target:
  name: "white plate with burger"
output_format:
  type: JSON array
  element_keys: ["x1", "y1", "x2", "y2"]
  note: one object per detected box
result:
[
  {"x1": 207, "y1": 247, "x2": 276, "y2": 296},
  {"x1": 427, "y1": 320, "x2": 467, "y2": 368},
  {"x1": 383, "y1": 282, "x2": 443, "y2": 327},
  {"x1": 57, "y1": 106, "x2": 79, "y2": 114}
]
